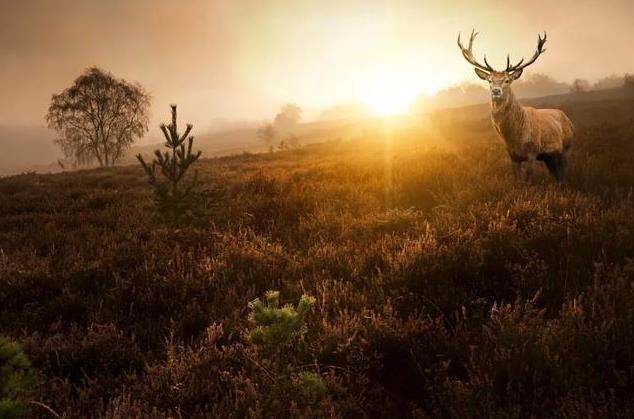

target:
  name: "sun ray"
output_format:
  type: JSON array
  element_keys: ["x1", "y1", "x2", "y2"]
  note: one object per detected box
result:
[{"x1": 357, "y1": 67, "x2": 433, "y2": 116}]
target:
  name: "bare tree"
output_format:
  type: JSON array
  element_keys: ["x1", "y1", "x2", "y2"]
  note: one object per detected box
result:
[
  {"x1": 46, "y1": 67, "x2": 150, "y2": 167},
  {"x1": 277, "y1": 140, "x2": 289, "y2": 151}
]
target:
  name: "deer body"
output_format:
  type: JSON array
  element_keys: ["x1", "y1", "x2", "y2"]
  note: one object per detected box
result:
[
  {"x1": 458, "y1": 30, "x2": 574, "y2": 182},
  {"x1": 491, "y1": 87, "x2": 574, "y2": 181}
]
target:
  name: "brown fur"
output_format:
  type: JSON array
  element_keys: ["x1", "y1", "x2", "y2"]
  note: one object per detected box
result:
[
  {"x1": 459, "y1": 31, "x2": 575, "y2": 182},
  {"x1": 486, "y1": 72, "x2": 575, "y2": 182}
]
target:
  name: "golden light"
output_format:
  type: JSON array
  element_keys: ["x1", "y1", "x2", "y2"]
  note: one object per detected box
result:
[
  {"x1": 360, "y1": 74, "x2": 419, "y2": 116},
  {"x1": 357, "y1": 67, "x2": 440, "y2": 116}
]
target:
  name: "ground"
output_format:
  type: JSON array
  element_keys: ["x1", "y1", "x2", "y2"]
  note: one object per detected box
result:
[{"x1": 1, "y1": 96, "x2": 634, "y2": 418}]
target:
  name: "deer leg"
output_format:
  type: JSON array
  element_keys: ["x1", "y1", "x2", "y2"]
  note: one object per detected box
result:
[
  {"x1": 557, "y1": 153, "x2": 567, "y2": 185},
  {"x1": 541, "y1": 153, "x2": 557, "y2": 179},
  {"x1": 524, "y1": 155, "x2": 536, "y2": 182},
  {"x1": 539, "y1": 152, "x2": 567, "y2": 185}
]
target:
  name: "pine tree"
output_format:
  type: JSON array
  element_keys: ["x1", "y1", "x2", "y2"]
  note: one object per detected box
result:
[
  {"x1": 137, "y1": 105, "x2": 202, "y2": 224},
  {"x1": 0, "y1": 337, "x2": 37, "y2": 418},
  {"x1": 246, "y1": 291, "x2": 316, "y2": 346}
]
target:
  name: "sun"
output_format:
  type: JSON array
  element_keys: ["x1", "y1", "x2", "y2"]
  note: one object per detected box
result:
[{"x1": 358, "y1": 71, "x2": 425, "y2": 116}]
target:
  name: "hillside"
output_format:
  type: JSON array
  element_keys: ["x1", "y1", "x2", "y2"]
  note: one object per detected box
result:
[
  {"x1": 0, "y1": 125, "x2": 62, "y2": 176},
  {"x1": 1, "y1": 95, "x2": 634, "y2": 417},
  {"x1": 4, "y1": 87, "x2": 632, "y2": 177}
]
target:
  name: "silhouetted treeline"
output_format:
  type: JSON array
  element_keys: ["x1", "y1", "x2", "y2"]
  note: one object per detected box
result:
[{"x1": 412, "y1": 72, "x2": 633, "y2": 112}]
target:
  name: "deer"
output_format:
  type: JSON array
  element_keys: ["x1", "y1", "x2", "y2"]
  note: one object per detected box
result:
[{"x1": 457, "y1": 30, "x2": 574, "y2": 183}]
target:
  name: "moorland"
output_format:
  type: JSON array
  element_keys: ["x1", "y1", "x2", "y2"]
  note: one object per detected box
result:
[{"x1": 1, "y1": 89, "x2": 634, "y2": 418}]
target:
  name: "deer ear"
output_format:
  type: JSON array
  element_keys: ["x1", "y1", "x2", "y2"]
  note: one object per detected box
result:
[
  {"x1": 509, "y1": 68, "x2": 523, "y2": 81},
  {"x1": 474, "y1": 68, "x2": 490, "y2": 81}
]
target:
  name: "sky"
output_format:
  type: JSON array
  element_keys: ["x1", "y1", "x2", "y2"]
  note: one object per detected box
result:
[{"x1": 1, "y1": 0, "x2": 633, "y2": 133}]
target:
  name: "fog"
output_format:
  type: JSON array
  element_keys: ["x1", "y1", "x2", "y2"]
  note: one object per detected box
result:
[{"x1": 1, "y1": 0, "x2": 633, "y2": 132}]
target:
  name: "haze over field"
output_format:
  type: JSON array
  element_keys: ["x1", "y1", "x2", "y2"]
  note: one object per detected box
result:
[
  {"x1": 1, "y1": 0, "x2": 633, "y2": 128},
  {"x1": 0, "y1": 0, "x2": 633, "y2": 175}
]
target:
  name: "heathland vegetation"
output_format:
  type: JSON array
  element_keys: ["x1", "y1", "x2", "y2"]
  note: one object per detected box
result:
[
  {"x1": 3, "y1": 72, "x2": 633, "y2": 177},
  {"x1": 1, "y1": 92, "x2": 634, "y2": 417}
]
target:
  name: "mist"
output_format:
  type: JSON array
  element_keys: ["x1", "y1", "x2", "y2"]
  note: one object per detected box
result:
[{"x1": 1, "y1": 0, "x2": 633, "y2": 132}]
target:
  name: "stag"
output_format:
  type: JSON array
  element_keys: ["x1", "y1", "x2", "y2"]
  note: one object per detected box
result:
[{"x1": 457, "y1": 30, "x2": 574, "y2": 183}]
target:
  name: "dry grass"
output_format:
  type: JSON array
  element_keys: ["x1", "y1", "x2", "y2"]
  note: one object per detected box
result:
[{"x1": 1, "y1": 97, "x2": 634, "y2": 418}]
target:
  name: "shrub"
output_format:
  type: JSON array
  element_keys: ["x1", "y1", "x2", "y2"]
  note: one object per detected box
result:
[
  {"x1": 0, "y1": 338, "x2": 37, "y2": 418},
  {"x1": 246, "y1": 291, "x2": 316, "y2": 345},
  {"x1": 297, "y1": 371, "x2": 328, "y2": 399}
]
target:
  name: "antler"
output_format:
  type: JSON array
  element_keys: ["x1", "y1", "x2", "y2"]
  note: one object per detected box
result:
[
  {"x1": 506, "y1": 32, "x2": 547, "y2": 73},
  {"x1": 457, "y1": 29, "x2": 495, "y2": 73}
]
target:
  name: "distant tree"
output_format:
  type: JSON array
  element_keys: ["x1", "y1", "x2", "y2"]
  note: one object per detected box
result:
[
  {"x1": 46, "y1": 67, "x2": 150, "y2": 167},
  {"x1": 257, "y1": 123, "x2": 277, "y2": 152},
  {"x1": 277, "y1": 135, "x2": 301, "y2": 151},
  {"x1": 570, "y1": 78, "x2": 591, "y2": 93},
  {"x1": 593, "y1": 74, "x2": 624, "y2": 91},
  {"x1": 432, "y1": 82, "x2": 489, "y2": 108},
  {"x1": 286, "y1": 134, "x2": 301, "y2": 149},
  {"x1": 512, "y1": 73, "x2": 571, "y2": 98},
  {"x1": 624, "y1": 74, "x2": 634, "y2": 92},
  {"x1": 277, "y1": 140, "x2": 289, "y2": 152},
  {"x1": 137, "y1": 105, "x2": 202, "y2": 224},
  {"x1": 274, "y1": 104, "x2": 302, "y2": 129}
]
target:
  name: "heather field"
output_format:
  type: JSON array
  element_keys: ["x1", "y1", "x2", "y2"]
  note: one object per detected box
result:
[{"x1": 1, "y1": 97, "x2": 634, "y2": 418}]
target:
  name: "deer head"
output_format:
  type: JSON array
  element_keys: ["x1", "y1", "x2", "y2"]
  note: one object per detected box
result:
[{"x1": 457, "y1": 30, "x2": 547, "y2": 101}]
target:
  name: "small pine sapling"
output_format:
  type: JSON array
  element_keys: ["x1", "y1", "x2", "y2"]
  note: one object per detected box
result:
[
  {"x1": 297, "y1": 371, "x2": 328, "y2": 399},
  {"x1": 0, "y1": 337, "x2": 38, "y2": 418},
  {"x1": 137, "y1": 105, "x2": 202, "y2": 224},
  {"x1": 247, "y1": 291, "x2": 316, "y2": 346}
]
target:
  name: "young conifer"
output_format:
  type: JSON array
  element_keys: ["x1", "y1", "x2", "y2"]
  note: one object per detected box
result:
[
  {"x1": 0, "y1": 337, "x2": 37, "y2": 418},
  {"x1": 246, "y1": 291, "x2": 316, "y2": 345},
  {"x1": 137, "y1": 105, "x2": 202, "y2": 224}
]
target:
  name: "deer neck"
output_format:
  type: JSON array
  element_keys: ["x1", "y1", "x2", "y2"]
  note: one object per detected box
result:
[{"x1": 490, "y1": 88, "x2": 526, "y2": 146}]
